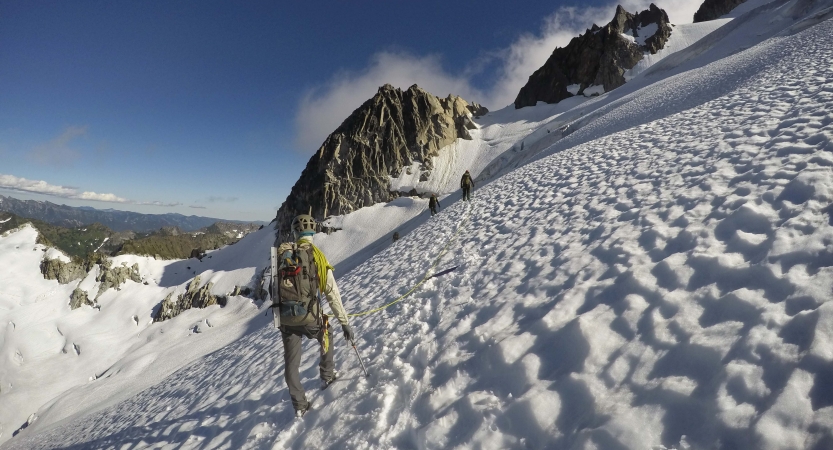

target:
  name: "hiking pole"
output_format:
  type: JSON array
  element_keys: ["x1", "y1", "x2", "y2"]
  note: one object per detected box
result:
[{"x1": 350, "y1": 339, "x2": 369, "y2": 377}]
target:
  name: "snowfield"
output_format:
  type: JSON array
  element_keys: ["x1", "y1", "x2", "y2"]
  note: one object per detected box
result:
[
  {"x1": 4, "y1": 0, "x2": 833, "y2": 448},
  {"x1": 0, "y1": 225, "x2": 276, "y2": 445}
]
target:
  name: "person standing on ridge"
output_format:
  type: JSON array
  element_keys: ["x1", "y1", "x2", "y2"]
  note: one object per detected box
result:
[
  {"x1": 461, "y1": 170, "x2": 474, "y2": 201},
  {"x1": 429, "y1": 193, "x2": 441, "y2": 216},
  {"x1": 273, "y1": 214, "x2": 354, "y2": 418}
]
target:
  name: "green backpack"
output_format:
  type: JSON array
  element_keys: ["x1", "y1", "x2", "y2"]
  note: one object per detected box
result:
[{"x1": 274, "y1": 242, "x2": 321, "y2": 327}]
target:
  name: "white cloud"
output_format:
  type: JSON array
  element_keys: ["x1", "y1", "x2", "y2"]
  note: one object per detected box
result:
[
  {"x1": 75, "y1": 191, "x2": 130, "y2": 203},
  {"x1": 0, "y1": 174, "x2": 129, "y2": 203},
  {"x1": 294, "y1": 52, "x2": 485, "y2": 152},
  {"x1": 0, "y1": 173, "x2": 179, "y2": 207},
  {"x1": 293, "y1": 1, "x2": 705, "y2": 153},
  {"x1": 139, "y1": 200, "x2": 183, "y2": 207},
  {"x1": 207, "y1": 196, "x2": 239, "y2": 203},
  {"x1": 0, "y1": 174, "x2": 81, "y2": 198}
]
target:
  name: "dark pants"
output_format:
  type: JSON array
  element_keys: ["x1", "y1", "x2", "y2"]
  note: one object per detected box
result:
[
  {"x1": 430, "y1": 205, "x2": 438, "y2": 216},
  {"x1": 462, "y1": 187, "x2": 471, "y2": 201},
  {"x1": 281, "y1": 322, "x2": 333, "y2": 411}
]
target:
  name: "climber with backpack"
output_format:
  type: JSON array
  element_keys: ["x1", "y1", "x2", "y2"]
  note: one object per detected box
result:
[
  {"x1": 461, "y1": 170, "x2": 474, "y2": 201},
  {"x1": 428, "y1": 193, "x2": 440, "y2": 216},
  {"x1": 271, "y1": 214, "x2": 354, "y2": 418}
]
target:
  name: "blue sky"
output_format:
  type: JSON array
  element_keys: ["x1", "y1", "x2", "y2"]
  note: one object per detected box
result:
[{"x1": 0, "y1": 0, "x2": 699, "y2": 222}]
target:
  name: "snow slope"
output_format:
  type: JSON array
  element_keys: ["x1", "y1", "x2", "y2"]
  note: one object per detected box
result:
[
  {"x1": 625, "y1": 20, "x2": 731, "y2": 80},
  {"x1": 6, "y1": 2, "x2": 833, "y2": 448},
  {"x1": 0, "y1": 225, "x2": 275, "y2": 444},
  {"x1": 325, "y1": 17, "x2": 732, "y2": 271}
]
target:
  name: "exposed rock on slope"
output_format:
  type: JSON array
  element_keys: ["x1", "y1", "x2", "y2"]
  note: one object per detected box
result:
[
  {"x1": 40, "y1": 258, "x2": 87, "y2": 284},
  {"x1": 275, "y1": 84, "x2": 487, "y2": 237},
  {"x1": 153, "y1": 275, "x2": 226, "y2": 322},
  {"x1": 69, "y1": 288, "x2": 93, "y2": 310},
  {"x1": 694, "y1": 0, "x2": 748, "y2": 22},
  {"x1": 514, "y1": 4, "x2": 672, "y2": 109},
  {"x1": 40, "y1": 253, "x2": 142, "y2": 299},
  {"x1": 95, "y1": 260, "x2": 141, "y2": 299}
]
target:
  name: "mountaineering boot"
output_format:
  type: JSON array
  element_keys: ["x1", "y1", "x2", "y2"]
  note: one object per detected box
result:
[
  {"x1": 321, "y1": 370, "x2": 340, "y2": 390},
  {"x1": 295, "y1": 402, "x2": 311, "y2": 418}
]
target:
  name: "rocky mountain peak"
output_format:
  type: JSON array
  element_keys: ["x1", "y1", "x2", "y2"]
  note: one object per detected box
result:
[
  {"x1": 693, "y1": 0, "x2": 748, "y2": 22},
  {"x1": 274, "y1": 84, "x2": 487, "y2": 238},
  {"x1": 513, "y1": 3, "x2": 672, "y2": 109}
]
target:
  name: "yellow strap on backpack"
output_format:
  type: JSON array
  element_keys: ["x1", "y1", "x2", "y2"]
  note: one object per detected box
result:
[{"x1": 321, "y1": 314, "x2": 330, "y2": 353}]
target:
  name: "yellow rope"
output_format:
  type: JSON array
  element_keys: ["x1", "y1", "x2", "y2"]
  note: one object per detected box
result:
[
  {"x1": 347, "y1": 204, "x2": 471, "y2": 317},
  {"x1": 298, "y1": 238, "x2": 334, "y2": 294}
]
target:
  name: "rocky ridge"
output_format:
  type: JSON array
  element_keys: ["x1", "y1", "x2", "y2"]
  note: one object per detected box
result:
[
  {"x1": 694, "y1": 0, "x2": 748, "y2": 22},
  {"x1": 514, "y1": 4, "x2": 672, "y2": 109},
  {"x1": 40, "y1": 258, "x2": 89, "y2": 285},
  {"x1": 40, "y1": 254, "x2": 143, "y2": 305},
  {"x1": 275, "y1": 84, "x2": 487, "y2": 237}
]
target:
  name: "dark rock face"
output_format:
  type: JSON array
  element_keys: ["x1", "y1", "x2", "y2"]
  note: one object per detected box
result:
[
  {"x1": 275, "y1": 84, "x2": 487, "y2": 237},
  {"x1": 514, "y1": 4, "x2": 672, "y2": 109},
  {"x1": 694, "y1": 0, "x2": 748, "y2": 22}
]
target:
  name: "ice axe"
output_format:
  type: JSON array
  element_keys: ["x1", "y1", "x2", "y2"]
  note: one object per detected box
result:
[{"x1": 350, "y1": 339, "x2": 369, "y2": 377}]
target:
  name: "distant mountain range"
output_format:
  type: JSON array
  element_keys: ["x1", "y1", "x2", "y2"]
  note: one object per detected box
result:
[
  {"x1": 0, "y1": 210, "x2": 263, "y2": 260},
  {"x1": 0, "y1": 195, "x2": 265, "y2": 232}
]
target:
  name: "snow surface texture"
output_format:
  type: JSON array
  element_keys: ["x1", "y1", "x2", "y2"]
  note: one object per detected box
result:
[
  {"x1": 6, "y1": 2, "x2": 833, "y2": 448},
  {"x1": 624, "y1": 20, "x2": 730, "y2": 80},
  {"x1": 336, "y1": 10, "x2": 738, "y2": 271}
]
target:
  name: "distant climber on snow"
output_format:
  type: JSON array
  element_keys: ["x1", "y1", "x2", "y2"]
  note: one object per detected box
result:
[
  {"x1": 392, "y1": 231, "x2": 400, "y2": 242},
  {"x1": 429, "y1": 193, "x2": 441, "y2": 216},
  {"x1": 271, "y1": 214, "x2": 355, "y2": 418},
  {"x1": 461, "y1": 170, "x2": 474, "y2": 201}
]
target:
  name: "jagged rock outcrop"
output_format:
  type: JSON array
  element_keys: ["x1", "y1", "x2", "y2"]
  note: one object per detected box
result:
[
  {"x1": 40, "y1": 258, "x2": 87, "y2": 284},
  {"x1": 230, "y1": 286, "x2": 252, "y2": 297},
  {"x1": 275, "y1": 84, "x2": 487, "y2": 236},
  {"x1": 694, "y1": 0, "x2": 747, "y2": 22},
  {"x1": 69, "y1": 288, "x2": 94, "y2": 309},
  {"x1": 514, "y1": 4, "x2": 672, "y2": 109},
  {"x1": 153, "y1": 275, "x2": 227, "y2": 322},
  {"x1": 95, "y1": 259, "x2": 141, "y2": 298},
  {"x1": 40, "y1": 253, "x2": 141, "y2": 299}
]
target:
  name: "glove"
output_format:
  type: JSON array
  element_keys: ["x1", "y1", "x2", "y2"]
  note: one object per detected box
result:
[{"x1": 342, "y1": 324, "x2": 355, "y2": 342}]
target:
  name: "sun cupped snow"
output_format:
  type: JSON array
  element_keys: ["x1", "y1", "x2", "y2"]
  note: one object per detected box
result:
[{"x1": 5, "y1": 5, "x2": 833, "y2": 449}]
